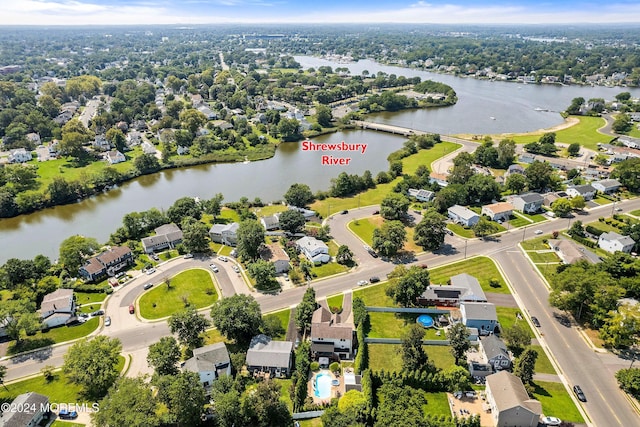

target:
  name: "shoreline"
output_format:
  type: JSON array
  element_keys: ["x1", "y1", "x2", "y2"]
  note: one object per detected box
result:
[{"x1": 454, "y1": 116, "x2": 580, "y2": 140}]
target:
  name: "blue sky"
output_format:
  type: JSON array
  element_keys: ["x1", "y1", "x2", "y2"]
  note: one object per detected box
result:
[{"x1": 0, "y1": 0, "x2": 639, "y2": 25}]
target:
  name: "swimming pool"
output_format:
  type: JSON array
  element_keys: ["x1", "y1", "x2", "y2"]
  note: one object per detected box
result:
[{"x1": 313, "y1": 372, "x2": 332, "y2": 399}]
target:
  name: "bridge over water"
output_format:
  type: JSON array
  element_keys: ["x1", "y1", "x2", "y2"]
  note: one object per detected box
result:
[{"x1": 354, "y1": 120, "x2": 428, "y2": 136}]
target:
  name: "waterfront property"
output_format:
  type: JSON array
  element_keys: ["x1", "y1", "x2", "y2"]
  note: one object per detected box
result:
[
  {"x1": 39, "y1": 289, "x2": 76, "y2": 328},
  {"x1": 78, "y1": 246, "x2": 134, "y2": 282},
  {"x1": 141, "y1": 223, "x2": 183, "y2": 253},
  {"x1": 209, "y1": 222, "x2": 240, "y2": 246}
]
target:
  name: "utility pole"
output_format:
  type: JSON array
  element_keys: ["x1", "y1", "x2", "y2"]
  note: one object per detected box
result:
[
  {"x1": 522, "y1": 226, "x2": 526, "y2": 242},
  {"x1": 464, "y1": 239, "x2": 468, "y2": 259}
]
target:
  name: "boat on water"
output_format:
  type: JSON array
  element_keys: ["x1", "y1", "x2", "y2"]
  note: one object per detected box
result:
[{"x1": 489, "y1": 116, "x2": 496, "y2": 120}]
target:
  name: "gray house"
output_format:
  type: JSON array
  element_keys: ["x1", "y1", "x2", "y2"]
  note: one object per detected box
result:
[
  {"x1": 591, "y1": 179, "x2": 622, "y2": 194},
  {"x1": 480, "y1": 335, "x2": 512, "y2": 372},
  {"x1": 209, "y1": 223, "x2": 239, "y2": 246},
  {"x1": 448, "y1": 205, "x2": 480, "y2": 227},
  {"x1": 566, "y1": 184, "x2": 596, "y2": 201},
  {"x1": 460, "y1": 302, "x2": 497, "y2": 335},
  {"x1": 0, "y1": 392, "x2": 50, "y2": 427},
  {"x1": 417, "y1": 273, "x2": 487, "y2": 306},
  {"x1": 182, "y1": 342, "x2": 232, "y2": 391},
  {"x1": 246, "y1": 334, "x2": 294, "y2": 377},
  {"x1": 509, "y1": 193, "x2": 544, "y2": 214},
  {"x1": 486, "y1": 371, "x2": 542, "y2": 427},
  {"x1": 141, "y1": 223, "x2": 183, "y2": 253}
]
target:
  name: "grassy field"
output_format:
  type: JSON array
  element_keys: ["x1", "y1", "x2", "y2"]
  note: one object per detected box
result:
[
  {"x1": 447, "y1": 223, "x2": 475, "y2": 238},
  {"x1": 139, "y1": 269, "x2": 218, "y2": 319},
  {"x1": 311, "y1": 142, "x2": 460, "y2": 217},
  {"x1": 252, "y1": 204, "x2": 288, "y2": 217},
  {"x1": 631, "y1": 209, "x2": 640, "y2": 217},
  {"x1": 348, "y1": 218, "x2": 377, "y2": 245},
  {"x1": 527, "y1": 251, "x2": 561, "y2": 264},
  {"x1": 531, "y1": 345, "x2": 556, "y2": 375},
  {"x1": 263, "y1": 309, "x2": 291, "y2": 341},
  {"x1": 298, "y1": 418, "x2": 323, "y2": 427},
  {"x1": 274, "y1": 378, "x2": 294, "y2": 411},
  {"x1": 310, "y1": 261, "x2": 349, "y2": 279},
  {"x1": 424, "y1": 392, "x2": 451, "y2": 417},
  {"x1": 75, "y1": 291, "x2": 107, "y2": 306},
  {"x1": 34, "y1": 154, "x2": 134, "y2": 190},
  {"x1": 532, "y1": 381, "x2": 585, "y2": 423},
  {"x1": 8, "y1": 318, "x2": 100, "y2": 355},
  {"x1": 508, "y1": 216, "x2": 530, "y2": 228},
  {"x1": 368, "y1": 343, "x2": 454, "y2": 372},
  {"x1": 353, "y1": 282, "x2": 395, "y2": 307},
  {"x1": 429, "y1": 256, "x2": 510, "y2": 294},
  {"x1": 51, "y1": 421, "x2": 84, "y2": 427},
  {"x1": 367, "y1": 312, "x2": 446, "y2": 340},
  {"x1": 496, "y1": 307, "x2": 533, "y2": 336},
  {"x1": 520, "y1": 236, "x2": 552, "y2": 251},
  {"x1": 326, "y1": 293, "x2": 344, "y2": 311}
]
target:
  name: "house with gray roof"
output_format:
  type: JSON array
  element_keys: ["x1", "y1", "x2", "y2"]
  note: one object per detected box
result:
[
  {"x1": 0, "y1": 392, "x2": 50, "y2": 427},
  {"x1": 460, "y1": 302, "x2": 497, "y2": 335},
  {"x1": 448, "y1": 205, "x2": 480, "y2": 227},
  {"x1": 509, "y1": 193, "x2": 544, "y2": 214},
  {"x1": 480, "y1": 335, "x2": 512, "y2": 372},
  {"x1": 486, "y1": 371, "x2": 542, "y2": 427},
  {"x1": 548, "y1": 239, "x2": 590, "y2": 264},
  {"x1": 296, "y1": 236, "x2": 330, "y2": 264},
  {"x1": 591, "y1": 178, "x2": 622, "y2": 194},
  {"x1": 598, "y1": 232, "x2": 636, "y2": 254},
  {"x1": 506, "y1": 164, "x2": 525, "y2": 176},
  {"x1": 209, "y1": 223, "x2": 239, "y2": 246},
  {"x1": 310, "y1": 306, "x2": 354, "y2": 359},
  {"x1": 39, "y1": 288, "x2": 75, "y2": 328},
  {"x1": 566, "y1": 184, "x2": 596, "y2": 201},
  {"x1": 246, "y1": 334, "x2": 294, "y2": 377},
  {"x1": 408, "y1": 188, "x2": 434, "y2": 202},
  {"x1": 417, "y1": 273, "x2": 487, "y2": 306},
  {"x1": 141, "y1": 223, "x2": 183, "y2": 253},
  {"x1": 79, "y1": 246, "x2": 133, "y2": 282},
  {"x1": 182, "y1": 342, "x2": 231, "y2": 391},
  {"x1": 260, "y1": 214, "x2": 280, "y2": 231}
]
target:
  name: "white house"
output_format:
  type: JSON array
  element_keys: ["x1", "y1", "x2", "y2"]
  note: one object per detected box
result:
[
  {"x1": 429, "y1": 172, "x2": 449, "y2": 187},
  {"x1": 448, "y1": 205, "x2": 480, "y2": 227},
  {"x1": 591, "y1": 179, "x2": 622, "y2": 194},
  {"x1": 481, "y1": 202, "x2": 514, "y2": 222},
  {"x1": 182, "y1": 342, "x2": 231, "y2": 391},
  {"x1": 209, "y1": 223, "x2": 239, "y2": 246},
  {"x1": 598, "y1": 232, "x2": 636, "y2": 254},
  {"x1": 296, "y1": 236, "x2": 330, "y2": 263},
  {"x1": 310, "y1": 306, "x2": 354, "y2": 359},
  {"x1": 260, "y1": 214, "x2": 280, "y2": 231},
  {"x1": 566, "y1": 184, "x2": 596, "y2": 201},
  {"x1": 105, "y1": 150, "x2": 126, "y2": 165},
  {"x1": 408, "y1": 188, "x2": 434, "y2": 202},
  {"x1": 39, "y1": 289, "x2": 75, "y2": 328},
  {"x1": 8, "y1": 148, "x2": 32, "y2": 163},
  {"x1": 141, "y1": 141, "x2": 157, "y2": 155},
  {"x1": 509, "y1": 193, "x2": 544, "y2": 214},
  {"x1": 260, "y1": 243, "x2": 290, "y2": 274},
  {"x1": 486, "y1": 371, "x2": 542, "y2": 427}
]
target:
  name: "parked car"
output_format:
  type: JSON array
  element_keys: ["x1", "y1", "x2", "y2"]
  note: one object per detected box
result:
[
  {"x1": 372, "y1": 210, "x2": 380, "y2": 215},
  {"x1": 104, "y1": 316, "x2": 111, "y2": 327},
  {"x1": 144, "y1": 282, "x2": 153, "y2": 290},
  {"x1": 91, "y1": 310, "x2": 104, "y2": 316},
  {"x1": 531, "y1": 316, "x2": 541, "y2": 327},
  {"x1": 146, "y1": 268, "x2": 156, "y2": 275},
  {"x1": 151, "y1": 254, "x2": 160, "y2": 261},
  {"x1": 573, "y1": 385, "x2": 587, "y2": 402},
  {"x1": 183, "y1": 253, "x2": 194, "y2": 259},
  {"x1": 541, "y1": 416, "x2": 562, "y2": 426},
  {"x1": 419, "y1": 264, "x2": 428, "y2": 269},
  {"x1": 232, "y1": 265, "x2": 240, "y2": 273},
  {"x1": 534, "y1": 229, "x2": 543, "y2": 235},
  {"x1": 445, "y1": 229, "x2": 453, "y2": 236},
  {"x1": 341, "y1": 210, "x2": 349, "y2": 214},
  {"x1": 369, "y1": 276, "x2": 380, "y2": 283},
  {"x1": 218, "y1": 256, "x2": 228, "y2": 262},
  {"x1": 115, "y1": 271, "x2": 125, "y2": 279},
  {"x1": 58, "y1": 409, "x2": 78, "y2": 420},
  {"x1": 129, "y1": 304, "x2": 135, "y2": 314},
  {"x1": 209, "y1": 264, "x2": 219, "y2": 273},
  {"x1": 357, "y1": 280, "x2": 368, "y2": 286}
]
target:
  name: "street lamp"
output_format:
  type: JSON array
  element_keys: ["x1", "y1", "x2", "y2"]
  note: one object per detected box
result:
[
  {"x1": 521, "y1": 226, "x2": 527, "y2": 242},
  {"x1": 611, "y1": 200, "x2": 617, "y2": 218},
  {"x1": 464, "y1": 239, "x2": 468, "y2": 259}
]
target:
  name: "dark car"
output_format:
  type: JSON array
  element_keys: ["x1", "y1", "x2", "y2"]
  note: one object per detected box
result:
[
  {"x1": 129, "y1": 304, "x2": 135, "y2": 314},
  {"x1": 341, "y1": 210, "x2": 349, "y2": 214},
  {"x1": 531, "y1": 316, "x2": 541, "y2": 327},
  {"x1": 373, "y1": 210, "x2": 380, "y2": 215},
  {"x1": 59, "y1": 409, "x2": 78, "y2": 420},
  {"x1": 369, "y1": 276, "x2": 380, "y2": 283},
  {"x1": 573, "y1": 385, "x2": 587, "y2": 402},
  {"x1": 91, "y1": 310, "x2": 104, "y2": 316}
]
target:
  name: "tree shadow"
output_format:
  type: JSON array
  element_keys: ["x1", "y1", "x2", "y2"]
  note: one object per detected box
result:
[{"x1": 7, "y1": 339, "x2": 55, "y2": 357}]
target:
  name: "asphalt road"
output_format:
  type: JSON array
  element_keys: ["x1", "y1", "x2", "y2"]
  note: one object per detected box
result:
[{"x1": 3, "y1": 197, "x2": 640, "y2": 426}]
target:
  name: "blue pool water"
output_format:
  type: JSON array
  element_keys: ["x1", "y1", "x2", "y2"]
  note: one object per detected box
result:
[
  {"x1": 417, "y1": 315, "x2": 434, "y2": 328},
  {"x1": 314, "y1": 372, "x2": 332, "y2": 399}
]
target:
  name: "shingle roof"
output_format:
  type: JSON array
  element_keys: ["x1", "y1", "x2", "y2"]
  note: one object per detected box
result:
[
  {"x1": 246, "y1": 335, "x2": 293, "y2": 369},
  {"x1": 594, "y1": 179, "x2": 621, "y2": 189},
  {"x1": 600, "y1": 232, "x2": 635, "y2": 246},
  {"x1": 569, "y1": 184, "x2": 596, "y2": 194},
  {"x1": 461, "y1": 302, "x2": 497, "y2": 321},
  {"x1": 448, "y1": 205, "x2": 479, "y2": 221},
  {"x1": 480, "y1": 335, "x2": 510, "y2": 361},
  {"x1": 548, "y1": 239, "x2": 587, "y2": 264},
  {"x1": 96, "y1": 246, "x2": 132, "y2": 265},
  {"x1": 310, "y1": 307, "x2": 353, "y2": 341},
  {"x1": 486, "y1": 371, "x2": 542, "y2": 416},
  {"x1": 483, "y1": 202, "x2": 514, "y2": 214},
  {"x1": 450, "y1": 273, "x2": 486, "y2": 301},
  {"x1": 40, "y1": 289, "x2": 74, "y2": 314},
  {"x1": 0, "y1": 392, "x2": 49, "y2": 427},
  {"x1": 518, "y1": 192, "x2": 543, "y2": 203},
  {"x1": 183, "y1": 342, "x2": 230, "y2": 374}
]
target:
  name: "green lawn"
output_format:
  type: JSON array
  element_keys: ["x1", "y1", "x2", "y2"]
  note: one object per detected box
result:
[
  {"x1": 311, "y1": 142, "x2": 460, "y2": 217},
  {"x1": 51, "y1": 421, "x2": 85, "y2": 427},
  {"x1": 429, "y1": 256, "x2": 510, "y2": 294},
  {"x1": 253, "y1": 204, "x2": 288, "y2": 217},
  {"x1": 274, "y1": 378, "x2": 294, "y2": 411},
  {"x1": 518, "y1": 212, "x2": 547, "y2": 223},
  {"x1": 424, "y1": 345, "x2": 456, "y2": 370},
  {"x1": 508, "y1": 216, "x2": 530, "y2": 228},
  {"x1": 532, "y1": 381, "x2": 585, "y2": 423},
  {"x1": 202, "y1": 329, "x2": 245, "y2": 353},
  {"x1": 34, "y1": 155, "x2": 134, "y2": 190},
  {"x1": 138, "y1": 269, "x2": 219, "y2": 320},
  {"x1": 447, "y1": 223, "x2": 475, "y2": 238},
  {"x1": 520, "y1": 237, "x2": 552, "y2": 251},
  {"x1": 327, "y1": 240, "x2": 340, "y2": 257},
  {"x1": 298, "y1": 418, "x2": 323, "y2": 427},
  {"x1": 630, "y1": 209, "x2": 640, "y2": 217},
  {"x1": 348, "y1": 218, "x2": 377, "y2": 245},
  {"x1": 326, "y1": 293, "x2": 344, "y2": 311},
  {"x1": 310, "y1": 261, "x2": 349, "y2": 279},
  {"x1": 496, "y1": 307, "x2": 533, "y2": 336},
  {"x1": 158, "y1": 249, "x2": 179, "y2": 261},
  {"x1": 8, "y1": 318, "x2": 100, "y2": 355},
  {"x1": 263, "y1": 309, "x2": 291, "y2": 341},
  {"x1": 593, "y1": 195, "x2": 612, "y2": 205},
  {"x1": 531, "y1": 345, "x2": 556, "y2": 375},
  {"x1": 424, "y1": 392, "x2": 452, "y2": 417},
  {"x1": 74, "y1": 292, "x2": 107, "y2": 306},
  {"x1": 527, "y1": 251, "x2": 561, "y2": 264},
  {"x1": 367, "y1": 343, "x2": 454, "y2": 372},
  {"x1": 353, "y1": 282, "x2": 395, "y2": 307},
  {"x1": 368, "y1": 312, "x2": 445, "y2": 340},
  {"x1": 585, "y1": 220, "x2": 622, "y2": 234}
]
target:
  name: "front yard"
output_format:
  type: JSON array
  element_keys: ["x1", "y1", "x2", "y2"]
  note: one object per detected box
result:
[
  {"x1": 429, "y1": 256, "x2": 511, "y2": 295},
  {"x1": 7, "y1": 318, "x2": 100, "y2": 355},
  {"x1": 532, "y1": 381, "x2": 585, "y2": 423}
]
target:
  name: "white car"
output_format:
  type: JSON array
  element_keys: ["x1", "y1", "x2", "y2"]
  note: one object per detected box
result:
[
  {"x1": 357, "y1": 280, "x2": 368, "y2": 286},
  {"x1": 232, "y1": 265, "x2": 240, "y2": 273},
  {"x1": 146, "y1": 268, "x2": 156, "y2": 275},
  {"x1": 534, "y1": 230, "x2": 543, "y2": 235},
  {"x1": 209, "y1": 264, "x2": 219, "y2": 273},
  {"x1": 218, "y1": 256, "x2": 228, "y2": 262},
  {"x1": 541, "y1": 416, "x2": 561, "y2": 426}
]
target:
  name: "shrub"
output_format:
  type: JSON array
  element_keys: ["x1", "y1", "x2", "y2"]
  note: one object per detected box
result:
[
  {"x1": 329, "y1": 362, "x2": 340, "y2": 373},
  {"x1": 310, "y1": 361, "x2": 320, "y2": 371}
]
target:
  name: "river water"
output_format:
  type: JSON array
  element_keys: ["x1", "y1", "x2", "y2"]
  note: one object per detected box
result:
[{"x1": 2, "y1": 57, "x2": 640, "y2": 263}]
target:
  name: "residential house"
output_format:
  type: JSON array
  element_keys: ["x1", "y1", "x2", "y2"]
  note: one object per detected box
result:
[
  {"x1": 0, "y1": 392, "x2": 50, "y2": 427},
  {"x1": 518, "y1": 154, "x2": 536, "y2": 164},
  {"x1": 459, "y1": 302, "x2": 497, "y2": 335},
  {"x1": 591, "y1": 179, "x2": 622, "y2": 194},
  {"x1": 417, "y1": 273, "x2": 487, "y2": 306},
  {"x1": 468, "y1": 361, "x2": 493, "y2": 378},
  {"x1": 26, "y1": 133, "x2": 41, "y2": 146},
  {"x1": 105, "y1": 150, "x2": 126, "y2": 165},
  {"x1": 141, "y1": 223, "x2": 184, "y2": 253},
  {"x1": 480, "y1": 335, "x2": 512, "y2": 372},
  {"x1": 543, "y1": 191, "x2": 568, "y2": 207},
  {"x1": 212, "y1": 120, "x2": 233, "y2": 131},
  {"x1": 39, "y1": 288, "x2": 75, "y2": 328},
  {"x1": 126, "y1": 131, "x2": 142, "y2": 146},
  {"x1": 260, "y1": 214, "x2": 280, "y2": 231},
  {"x1": 141, "y1": 141, "x2": 157, "y2": 155},
  {"x1": 448, "y1": 205, "x2": 480, "y2": 227},
  {"x1": 246, "y1": 334, "x2": 294, "y2": 377},
  {"x1": 79, "y1": 246, "x2": 134, "y2": 282},
  {"x1": 260, "y1": 243, "x2": 290, "y2": 274},
  {"x1": 548, "y1": 239, "x2": 590, "y2": 264},
  {"x1": 182, "y1": 342, "x2": 231, "y2": 390},
  {"x1": 429, "y1": 172, "x2": 449, "y2": 187},
  {"x1": 177, "y1": 145, "x2": 189, "y2": 155},
  {"x1": 287, "y1": 205, "x2": 317, "y2": 219},
  {"x1": 566, "y1": 184, "x2": 596, "y2": 201},
  {"x1": 509, "y1": 193, "x2": 543, "y2": 214},
  {"x1": 598, "y1": 232, "x2": 636, "y2": 254},
  {"x1": 310, "y1": 306, "x2": 354, "y2": 359},
  {"x1": 408, "y1": 188, "x2": 434, "y2": 202},
  {"x1": 481, "y1": 202, "x2": 514, "y2": 222},
  {"x1": 209, "y1": 223, "x2": 239, "y2": 246},
  {"x1": 8, "y1": 148, "x2": 32, "y2": 163},
  {"x1": 296, "y1": 236, "x2": 330, "y2": 264},
  {"x1": 197, "y1": 105, "x2": 217, "y2": 119},
  {"x1": 92, "y1": 135, "x2": 111, "y2": 151},
  {"x1": 506, "y1": 164, "x2": 525, "y2": 176},
  {"x1": 485, "y1": 371, "x2": 542, "y2": 427}
]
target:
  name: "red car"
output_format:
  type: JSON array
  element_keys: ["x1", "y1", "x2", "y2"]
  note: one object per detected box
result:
[{"x1": 129, "y1": 304, "x2": 135, "y2": 314}]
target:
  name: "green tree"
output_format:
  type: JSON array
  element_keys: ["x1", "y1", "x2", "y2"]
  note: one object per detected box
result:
[
  {"x1": 241, "y1": 379, "x2": 292, "y2": 427},
  {"x1": 570, "y1": 195, "x2": 586, "y2": 211},
  {"x1": 295, "y1": 286, "x2": 317, "y2": 333},
  {"x1": 0, "y1": 300, "x2": 40, "y2": 342},
  {"x1": 551, "y1": 198, "x2": 573, "y2": 217},
  {"x1": 180, "y1": 219, "x2": 210, "y2": 253},
  {"x1": 168, "y1": 307, "x2": 210, "y2": 350},
  {"x1": 465, "y1": 174, "x2": 501, "y2": 204},
  {"x1": 352, "y1": 297, "x2": 368, "y2": 328},
  {"x1": 567, "y1": 143, "x2": 581, "y2": 156},
  {"x1": 92, "y1": 376, "x2": 159, "y2": 427},
  {"x1": 315, "y1": 104, "x2": 333, "y2": 127},
  {"x1": 212, "y1": 388, "x2": 243, "y2": 427},
  {"x1": 448, "y1": 152, "x2": 475, "y2": 185},
  {"x1": 432, "y1": 183, "x2": 467, "y2": 212},
  {"x1": 612, "y1": 158, "x2": 640, "y2": 192},
  {"x1": 616, "y1": 368, "x2": 640, "y2": 399},
  {"x1": 372, "y1": 220, "x2": 407, "y2": 257},
  {"x1": 147, "y1": 336, "x2": 181, "y2": 376},
  {"x1": 414, "y1": 209, "x2": 446, "y2": 251},
  {"x1": 600, "y1": 304, "x2": 640, "y2": 349},
  {"x1": 502, "y1": 323, "x2": 532, "y2": 356},
  {"x1": 497, "y1": 138, "x2": 516, "y2": 168},
  {"x1": 236, "y1": 219, "x2": 265, "y2": 261},
  {"x1": 63, "y1": 336, "x2": 122, "y2": 398},
  {"x1": 155, "y1": 371, "x2": 207, "y2": 427},
  {"x1": 167, "y1": 196, "x2": 201, "y2": 223},
  {"x1": 401, "y1": 324, "x2": 428, "y2": 371},
  {"x1": 105, "y1": 127, "x2": 127, "y2": 152},
  {"x1": 513, "y1": 347, "x2": 538, "y2": 385},
  {"x1": 613, "y1": 113, "x2": 633, "y2": 133},
  {"x1": 505, "y1": 173, "x2": 527, "y2": 194},
  {"x1": 375, "y1": 382, "x2": 427, "y2": 426},
  {"x1": 388, "y1": 266, "x2": 430, "y2": 307},
  {"x1": 59, "y1": 235, "x2": 99, "y2": 272},
  {"x1": 278, "y1": 209, "x2": 306, "y2": 233},
  {"x1": 203, "y1": 193, "x2": 224, "y2": 219},
  {"x1": 525, "y1": 161, "x2": 555, "y2": 191},
  {"x1": 211, "y1": 294, "x2": 263, "y2": 344},
  {"x1": 179, "y1": 108, "x2": 207, "y2": 134},
  {"x1": 380, "y1": 192, "x2": 410, "y2": 221},
  {"x1": 447, "y1": 322, "x2": 470, "y2": 365},
  {"x1": 284, "y1": 183, "x2": 314, "y2": 207},
  {"x1": 567, "y1": 220, "x2": 585, "y2": 238},
  {"x1": 472, "y1": 217, "x2": 500, "y2": 237},
  {"x1": 442, "y1": 365, "x2": 472, "y2": 392},
  {"x1": 336, "y1": 245, "x2": 354, "y2": 265},
  {"x1": 247, "y1": 259, "x2": 277, "y2": 290},
  {"x1": 276, "y1": 117, "x2": 300, "y2": 141},
  {"x1": 134, "y1": 153, "x2": 161, "y2": 174}
]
